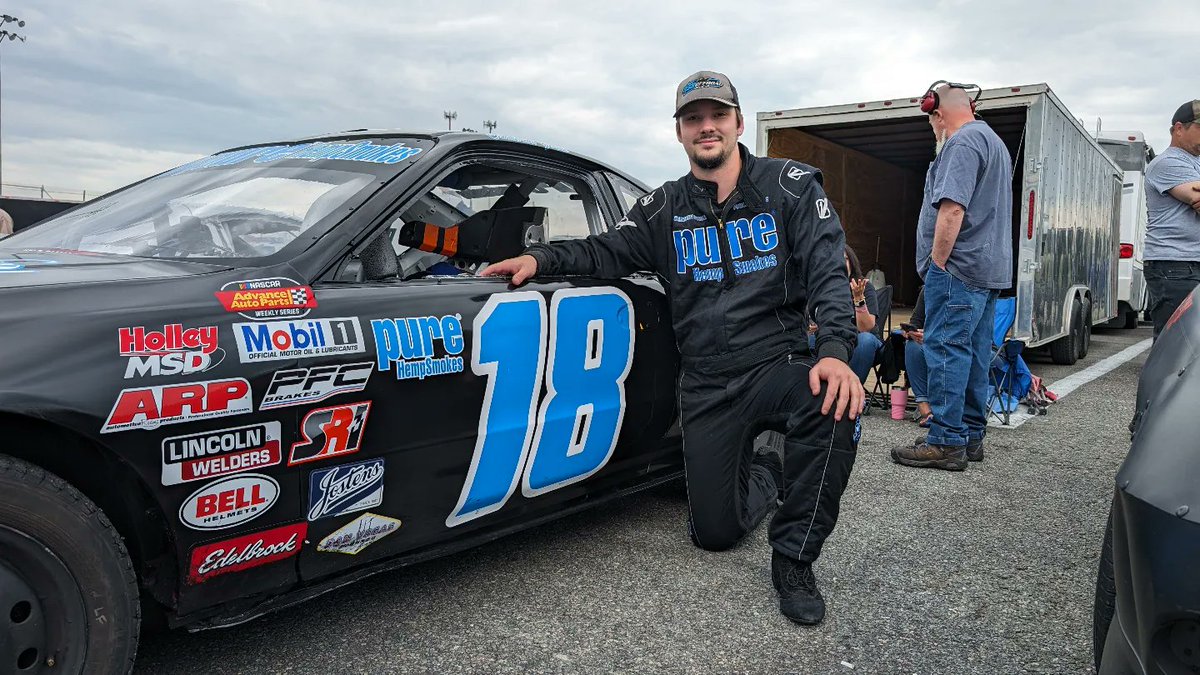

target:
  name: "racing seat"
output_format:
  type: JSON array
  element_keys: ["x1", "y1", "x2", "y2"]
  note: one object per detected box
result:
[{"x1": 396, "y1": 206, "x2": 547, "y2": 265}]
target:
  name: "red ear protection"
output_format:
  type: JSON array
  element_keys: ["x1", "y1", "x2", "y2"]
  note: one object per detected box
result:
[{"x1": 920, "y1": 80, "x2": 981, "y2": 114}]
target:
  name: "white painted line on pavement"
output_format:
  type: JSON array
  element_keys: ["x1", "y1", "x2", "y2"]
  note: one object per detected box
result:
[{"x1": 988, "y1": 338, "x2": 1153, "y2": 430}]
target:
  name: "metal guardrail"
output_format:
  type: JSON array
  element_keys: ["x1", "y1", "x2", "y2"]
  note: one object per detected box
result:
[{"x1": 0, "y1": 183, "x2": 91, "y2": 202}]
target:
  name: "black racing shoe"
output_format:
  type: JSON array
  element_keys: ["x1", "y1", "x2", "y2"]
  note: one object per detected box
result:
[
  {"x1": 913, "y1": 434, "x2": 984, "y2": 462},
  {"x1": 772, "y1": 551, "x2": 825, "y2": 625},
  {"x1": 754, "y1": 445, "x2": 785, "y2": 504}
]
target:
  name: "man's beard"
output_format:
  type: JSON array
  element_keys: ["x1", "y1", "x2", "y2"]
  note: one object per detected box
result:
[
  {"x1": 934, "y1": 128, "x2": 947, "y2": 156},
  {"x1": 693, "y1": 139, "x2": 732, "y2": 170}
]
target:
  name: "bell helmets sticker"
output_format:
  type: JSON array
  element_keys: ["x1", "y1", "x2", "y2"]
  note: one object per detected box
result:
[{"x1": 178, "y1": 473, "x2": 280, "y2": 531}]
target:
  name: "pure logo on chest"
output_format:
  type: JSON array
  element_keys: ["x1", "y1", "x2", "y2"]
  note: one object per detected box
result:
[{"x1": 672, "y1": 212, "x2": 781, "y2": 282}]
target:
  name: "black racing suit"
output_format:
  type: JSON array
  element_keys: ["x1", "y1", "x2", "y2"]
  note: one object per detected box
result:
[{"x1": 526, "y1": 143, "x2": 857, "y2": 563}]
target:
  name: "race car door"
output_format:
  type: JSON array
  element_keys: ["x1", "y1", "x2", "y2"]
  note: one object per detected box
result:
[{"x1": 296, "y1": 152, "x2": 679, "y2": 579}]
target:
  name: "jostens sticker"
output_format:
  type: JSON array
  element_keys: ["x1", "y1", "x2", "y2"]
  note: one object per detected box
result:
[{"x1": 307, "y1": 458, "x2": 385, "y2": 521}]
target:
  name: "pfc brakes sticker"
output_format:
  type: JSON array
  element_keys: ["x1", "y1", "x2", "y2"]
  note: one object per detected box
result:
[{"x1": 260, "y1": 362, "x2": 373, "y2": 410}]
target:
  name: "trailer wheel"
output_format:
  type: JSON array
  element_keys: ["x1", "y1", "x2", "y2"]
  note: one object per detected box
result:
[
  {"x1": 1122, "y1": 308, "x2": 1139, "y2": 329},
  {"x1": 1050, "y1": 297, "x2": 1082, "y2": 365},
  {"x1": 0, "y1": 454, "x2": 140, "y2": 675},
  {"x1": 1078, "y1": 298, "x2": 1092, "y2": 359}
]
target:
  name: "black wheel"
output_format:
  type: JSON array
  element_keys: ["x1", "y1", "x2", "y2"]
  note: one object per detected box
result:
[
  {"x1": 1050, "y1": 297, "x2": 1082, "y2": 365},
  {"x1": 1123, "y1": 308, "x2": 1139, "y2": 329},
  {"x1": 1094, "y1": 505, "x2": 1116, "y2": 671},
  {"x1": 0, "y1": 455, "x2": 140, "y2": 674},
  {"x1": 1078, "y1": 298, "x2": 1092, "y2": 359}
]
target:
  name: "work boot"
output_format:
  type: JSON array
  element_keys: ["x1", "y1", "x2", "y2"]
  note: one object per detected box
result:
[
  {"x1": 772, "y1": 551, "x2": 825, "y2": 625},
  {"x1": 891, "y1": 439, "x2": 967, "y2": 471},
  {"x1": 754, "y1": 445, "x2": 785, "y2": 504},
  {"x1": 914, "y1": 434, "x2": 984, "y2": 462}
]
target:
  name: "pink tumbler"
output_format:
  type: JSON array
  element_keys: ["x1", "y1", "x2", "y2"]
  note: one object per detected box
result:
[{"x1": 890, "y1": 386, "x2": 908, "y2": 420}]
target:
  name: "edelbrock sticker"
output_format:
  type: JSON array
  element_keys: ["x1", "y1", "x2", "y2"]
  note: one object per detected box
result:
[
  {"x1": 179, "y1": 473, "x2": 279, "y2": 531},
  {"x1": 187, "y1": 523, "x2": 306, "y2": 584},
  {"x1": 317, "y1": 512, "x2": 401, "y2": 555}
]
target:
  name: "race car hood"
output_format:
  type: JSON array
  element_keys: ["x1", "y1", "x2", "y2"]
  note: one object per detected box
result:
[{"x1": 0, "y1": 250, "x2": 229, "y2": 289}]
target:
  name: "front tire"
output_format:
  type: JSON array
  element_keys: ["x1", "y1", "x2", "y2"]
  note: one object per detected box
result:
[
  {"x1": 1093, "y1": 505, "x2": 1116, "y2": 671},
  {"x1": 0, "y1": 455, "x2": 140, "y2": 674}
]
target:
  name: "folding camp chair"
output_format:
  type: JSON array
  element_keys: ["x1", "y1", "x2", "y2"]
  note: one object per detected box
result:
[
  {"x1": 987, "y1": 297, "x2": 1024, "y2": 425},
  {"x1": 865, "y1": 285, "x2": 895, "y2": 412}
]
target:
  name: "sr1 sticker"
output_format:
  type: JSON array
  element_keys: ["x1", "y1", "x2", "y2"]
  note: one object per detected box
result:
[
  {"x1": 188, "y1": 522, "x2": 306, "y2": 584},
  {"x1": 307, "y1": 458, "x2": 384, "y2": 521},
  {"x1": 101, "y1": 378, "x2": 252, "y2": 433},
  {"x1": 446, "y1": 287, "x2": 634, "y2": 527},
  {"x1": 215, "y1": 277, "x2": 317, "y2": 320},
  {"x1": 161, "y1": 421, "x2": 282, "y2": 485},
  {"x1": 120, "y1": 323, "x2": 224, "y2": 379},
  {"x1": 288, "y1": 401, "x2": 371, "y2": 466},
  {"x1": 317, "y1": 513, "x2": 401, "y2": 555},
  {"x1": 260, "y1": 362, "x2": 373, "y2": 410},
  {"x1": 234, "y1": 318, "x2": 365, "y2": 363},
  {"x1": 179, "y1": 473, "x2": 279, "y2": 531},
  {"x1": 370, "y1": 314, "x2": 465, "y2": 380}
]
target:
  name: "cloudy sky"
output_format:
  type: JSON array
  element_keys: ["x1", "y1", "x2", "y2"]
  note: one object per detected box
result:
[{"x1": 0, "y1": 0, "x2": 1193, "y2": 199}]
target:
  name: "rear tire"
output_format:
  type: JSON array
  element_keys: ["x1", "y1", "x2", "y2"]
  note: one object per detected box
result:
[
  {"x1": 1078, "y1": 298, "x2": 1092, "y2": 359},
  {"x1": 1093, "y1": 505, "x2": 1116, "y2": 671},
  {"x1": 0, "y1": 454, "x2": 140, "y2": 674},
  {"x1": 1050, "y1": 297, "x2": 1082, "y2": 365}
]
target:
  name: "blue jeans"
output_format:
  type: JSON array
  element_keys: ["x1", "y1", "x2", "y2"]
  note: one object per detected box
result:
[
  {"x1": 904, "y1": 339, "x2": 928, "y2": 403},
  {"x1": 923, "y1": 263, "x2": 998, "y2": 447},
  {"x1": 808, "y1": 332, "x2": 882, "y2": 383}
]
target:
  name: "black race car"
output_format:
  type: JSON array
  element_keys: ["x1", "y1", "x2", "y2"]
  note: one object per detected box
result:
[
  {"x1": 0, "y1": 132, "x2": 683, "y2": 673},
  {"x1": 1095, "y1": 287, "x2": 1200, "y2": 673}
]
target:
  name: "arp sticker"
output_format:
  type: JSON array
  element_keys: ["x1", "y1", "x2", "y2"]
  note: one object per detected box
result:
[
  {"x1": 317, "y1": 513, "x2": 401, "y2": 555},
  {"x1": 215, "y1": 277, "x2": 317, "y2": 320},
  {"x1": 288, "y1": 401, "x2": 371, "y2": 466},
  {"x1": 307, "y1": 458, "x2": 385, "y2": 521},
  {"x1": 102, "y1": 378, "x2": 252, "y2": 433},
  {"x1": 161, "y1": 421, "x2": 282, "y2": 485},
  {"x1": 179, "y1": 474, "x2": 279, "y2": 531},
  {"x1": 187, "y1": 523, "x2": 306, "y2": 584}
]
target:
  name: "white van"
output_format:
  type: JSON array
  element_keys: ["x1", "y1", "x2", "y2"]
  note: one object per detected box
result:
[{"x1": 1095, "y1": 130, "x2": 1154, "y2": 328}]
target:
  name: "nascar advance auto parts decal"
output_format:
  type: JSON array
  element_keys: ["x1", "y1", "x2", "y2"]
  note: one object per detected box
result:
[
  {"x1": 179, "y1": 473, "x2": 279, "y2": 531},
  {"x1": 162, "y1": 421, "x2": 283, "y2": 485},
  {"x1": 234, "y1": 317, "x2": 365, "y2": 363},
  {"x1": 317, "y1": 513, "x2": 402, "y2": 555},
  {"x1": 215, "y1": 277, "x2": 317, "y2": 320},
  {"x1": 447, "y1": 287, "x2": 634, "y2": 527},
  {"x1": 188, "y1": 522, "x2": 306, "y2": 584},
  {"x1": 102, "y1": 378, "x2": 253, "y2": 433},
  {"x1": 307, "y1": 458, "x2": 385, "y2": 521},
  {"x1": 260, "y1": 362, "x2": 373, "y2": 410},
  {"x1": 120, "y1": 323, "x2": 225, "y2": 379},
  {"x1": 288, "y1": 401, "x2": 371, "y2": 466}
]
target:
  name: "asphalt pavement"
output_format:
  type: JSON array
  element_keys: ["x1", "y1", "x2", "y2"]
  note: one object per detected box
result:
[{"x1": 136, "y1": 324, "x2": 1152, "y2": 675}]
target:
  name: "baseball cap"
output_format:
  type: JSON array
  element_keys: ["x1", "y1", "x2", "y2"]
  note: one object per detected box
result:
[
  {"x1": 1172, "y1": 100, "x2": 1200, "y2": 126},
  {"x1": 674, "y1": 70, "x2": 740, "y2": 118}
]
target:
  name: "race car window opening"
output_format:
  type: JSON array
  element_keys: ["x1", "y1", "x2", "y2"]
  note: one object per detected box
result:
[
  {"x1": 610, "y1": 175, "x2": 645, "y2": 217},
  {"x1": 376, "y1": 163, "x2": 602, "y2": 281},
  {"x1": 1, "y1": 167, "x2": 376, "y2": 261}
]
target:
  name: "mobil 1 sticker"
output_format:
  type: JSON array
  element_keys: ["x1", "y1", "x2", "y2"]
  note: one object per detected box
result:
[
  {"x1": 234, "y1": 317, "x2": 365, "y2": 363},
  {"x1": 162, "y1": 421, "x2": 283, "y2": 486}
]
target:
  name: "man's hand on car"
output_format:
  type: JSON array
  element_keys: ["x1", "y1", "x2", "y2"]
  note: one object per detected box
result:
[
  {"x1": 480, "y1": 255, "x2": 539, "y2": 285},
  {"x1": 810, "y1": 357, "x2": 864, "y2": 421}
]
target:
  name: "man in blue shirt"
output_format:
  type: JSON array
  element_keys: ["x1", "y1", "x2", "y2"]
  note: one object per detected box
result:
[
  {"x1": 893, "y1": 83, "x2": 1013, "y2": 471},
  {"x1": 1143, "y1": 100, "x2": 1200, "y2": 338}
]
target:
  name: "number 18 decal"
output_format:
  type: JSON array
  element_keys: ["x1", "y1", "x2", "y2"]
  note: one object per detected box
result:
[{"x1": 446, "y1": 288, "x2": 634, "y2": 527}]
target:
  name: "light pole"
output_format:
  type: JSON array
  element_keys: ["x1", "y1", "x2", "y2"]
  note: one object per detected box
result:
[
  {"x1": 0, "y1": 15, "x2": 27, "y2": 198},
  {"x1": 443, "y1": 110, "x2": 457, "y2": 131},
  {"x1": 483, "y1": 120, "x2": 497, "y2": 134}
]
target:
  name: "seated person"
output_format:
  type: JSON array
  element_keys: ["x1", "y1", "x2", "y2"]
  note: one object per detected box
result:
[
  {"x1": 903, "y1": 288, "x2": 930, "y2": 426},
  {"x1": 810, "y1": 245, "x2": 883, "y2": 383}
]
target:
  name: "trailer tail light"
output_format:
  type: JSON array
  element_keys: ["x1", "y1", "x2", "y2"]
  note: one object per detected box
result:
[
  {"x1": 1027, "y1": 191, "x2": 1036, "y2": 239},
  {"x1": 1120, "y1": 243, "x2": 1134, "y2": 259}
]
